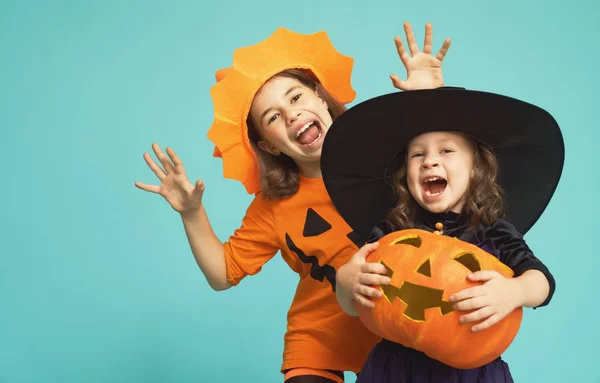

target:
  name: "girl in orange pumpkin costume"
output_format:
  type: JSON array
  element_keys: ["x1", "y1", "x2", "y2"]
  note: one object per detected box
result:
[
  {"x1": 136, "y1": 24, "x2": 452, "y2": 382},
  {"x1": 325, "y1": 88, "x2": 563, "y2": 382}
]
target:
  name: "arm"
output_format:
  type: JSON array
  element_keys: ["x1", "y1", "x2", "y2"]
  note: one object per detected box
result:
[
  {"x1": 492, "y1": 219, "x2": 555, "y2": 307},
  {"x1": 450, "y1": 220, "x2": 555, "y2": 331},
  {"x1": 136, "y1": 143, "x2": 230, "y2": 290},
  {"x1": 180, "y1": 206, "x2": 230, "y2": 291},
  {"x1": 336, "y1": 272, "x2": 359, "y2": 317},
  {"x1": 135, "y1": 143, "x2": 278, "y2": 291},
  {"x1": 513, "y1": 269, "x2": 550, "y2": 308}
]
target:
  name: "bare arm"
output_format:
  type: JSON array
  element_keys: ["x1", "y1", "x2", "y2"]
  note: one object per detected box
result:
[
  {"x1": 336, "y1": 266, "x2": 359, "y2": 316},
  {"x1": 135, "y1": 143, "x2": 230, "y2": 291},
  {"x1": 181, "y1": 207, "x2": 231, "y2": 291},
  {"x1": 514, "y1": 269, "x2": 550, "y2": 308}
]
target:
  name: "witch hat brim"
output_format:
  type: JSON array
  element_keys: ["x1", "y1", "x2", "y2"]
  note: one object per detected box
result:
[{"x1": 321, "y1": 87, "x2": 564, "y2": 244}]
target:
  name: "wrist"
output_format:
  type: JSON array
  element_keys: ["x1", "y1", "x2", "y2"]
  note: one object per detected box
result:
[
  {"x1": 180, "y1": 205, "x2": 205, "y2": 222},
  {"x1": 511, "y1": 276, "x2": 528, "y2": 308}
]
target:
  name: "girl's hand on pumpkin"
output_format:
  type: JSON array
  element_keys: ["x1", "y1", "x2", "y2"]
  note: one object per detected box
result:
[
  {"x1": 135, "y1": 143, "x2": 205, "y2": 216},
  {"x1": 390, "y1": 22, "x2": 451, "y2": 91},
  {"x1": 449, "y1": 270, "x2": 523, "y2": 332},
  {"x1": 336, "y1": 242, "x2": 391, "y2": 309}
]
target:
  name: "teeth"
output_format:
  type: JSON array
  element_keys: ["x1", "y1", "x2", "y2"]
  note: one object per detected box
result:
[
  {"x1": 296, "y1": 121, "x2": 314, "y2": 138},
  {"x1": 425, "y1": 189, "x2": 444, "y2": 197},
  {"x1": 424, "y1": 177, "x2": 444, "y2": 183},
  {"x1": 301, "y1": 130, "x2": 322, "y2": 146}
]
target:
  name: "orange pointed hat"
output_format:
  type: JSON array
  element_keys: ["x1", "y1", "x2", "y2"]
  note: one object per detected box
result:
[{"x1": 207, "y1": 27, "x2": 356, "y2": 194}]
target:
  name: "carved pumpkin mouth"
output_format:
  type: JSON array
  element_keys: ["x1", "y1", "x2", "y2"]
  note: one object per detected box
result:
[
  {"x1": 380, "y1": 263, "x2": 454, "y2": 321},
  {"x1": 380, "y1": 234, "x2": 482, "y2": 322}
]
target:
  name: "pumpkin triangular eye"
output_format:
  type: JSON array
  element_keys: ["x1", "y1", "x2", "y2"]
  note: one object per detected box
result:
[
  {"x1": 303, "y1": 208, "x2": 332, "y2": 237},
  {"x1": 390, "y1": 235, "x2": 422, "y2": 247},
  {"x1": 416, "y1": 259, "x2": 431, "y2": 277},
  {"x1": 454, "y1": 252, "x2": 481, "y2": 273}
]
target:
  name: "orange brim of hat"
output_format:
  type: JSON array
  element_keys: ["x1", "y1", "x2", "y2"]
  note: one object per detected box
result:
[{"x1": 207, "y1": 27, "x2": 356, "y2": 194}]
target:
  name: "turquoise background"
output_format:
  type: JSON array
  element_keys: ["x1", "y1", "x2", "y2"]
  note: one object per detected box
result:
[{"x1": 1, "y1": 0, "x2": 598, "y2": 382}]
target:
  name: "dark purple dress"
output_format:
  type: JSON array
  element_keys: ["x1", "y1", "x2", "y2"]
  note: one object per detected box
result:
[{"x1": 356, "y1": 209, "x2": 555, "y2": 383}]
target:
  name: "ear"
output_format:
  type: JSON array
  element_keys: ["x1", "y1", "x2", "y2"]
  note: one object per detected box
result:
[{"x1": 257, "y1": 140, "x2": 281, "y2": 156}]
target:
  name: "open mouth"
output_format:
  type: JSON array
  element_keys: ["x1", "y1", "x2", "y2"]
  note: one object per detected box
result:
[
  {"x1": 422, "y1": 176, "x2": 447, "y2": 198},
  {"x1": 295, "y1": 121, "x2": 323, "y2": 147}
]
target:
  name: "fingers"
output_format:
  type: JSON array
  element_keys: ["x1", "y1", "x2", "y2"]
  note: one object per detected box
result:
[
  {"x1": 423, "y1": 22, "x2": 433, "y2": 54},
  {"x1": 467, "y1": 270, "x2": 500, "y2": 282},
  {"x1": 355, "y1": 242, "x2": 379, "y2": 260},
  {"x1": 358, "y1": 271, "x2": 391, "y2": 286},
  {"x1": 459, "y1": 306, "x2": 494, "y2": 324},
  {"x1": 436, "y1": 38, "x2": 451, "y2": 62},
  {"x1": 356, "y1": 284, "x2": 383, "y2": 299},
  {"x1": 195, "y1": 179, "x2": 206, "y2": 193},
  {"x1": 361, "y1": 261, "x2": 390, "y2": 276},
  {"x1": 192, "y1": 179, "x2": 206, "y2": 202},
  {"x1": 450, "y1": 285, "x2": 485, "y2": 303},
  {"x1": 390, "y1": 74, "x2": 409, "y2": 91},
  {"x1": 166, "y1": 147, "x2": 187, "y2": 175},
  {"x1": 152, "y1": 143, "x2": 175, "y2": 174},
  {"x1": 453, "y1": 295, "x2": 487, "y2": 311},
  {"x1": 354, "y1": 294, "x2": 376, "y2": 309},
  {"x1": 134, "y1": 181, "x2": 160, "y2": 194},
  {"x1": 394, "y1": 35, "x2": 410, "y2": 67},
  {"x1": 403, "y1": 21, "x2": 419, "y2": 56},
  {"x1": 353, "y1": 285, "x2": 383, "y2": 309},
  {"x1": 471, "y1": 313, "x2": 501, "y2": 332},
  {"x1": 143, "y1": 151, "x2": 167, "y2": 181}
]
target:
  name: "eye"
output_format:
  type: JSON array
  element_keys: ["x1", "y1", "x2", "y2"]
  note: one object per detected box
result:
[
  {"x1": 268, "y1": 114, "x2": 279, "y2": 124},
  {"x1": 441, "y1": 148, "x2": 454, "y2": 154},
  {"x1": 454, "y1": 252, "x2": 481, "y2": 273},
  {"x1": 390, "y1": 235, "x2": 422, "y2": 247},
  {"x1": 410, "y1": 152, "x2": 424, "y2": 158},
  {"x1": 291, "y1": 93, "x2": 302, "y2": 103}
]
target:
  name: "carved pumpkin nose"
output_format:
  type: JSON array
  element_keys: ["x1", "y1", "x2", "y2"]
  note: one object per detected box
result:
[{"x1": 417, "y1": 259, "x2": 432, "y2": 277}]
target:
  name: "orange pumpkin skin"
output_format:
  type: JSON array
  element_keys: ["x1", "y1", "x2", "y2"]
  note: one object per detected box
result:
[{"x1": 354, "y1": 229, "x2": 523, "y2": 369}]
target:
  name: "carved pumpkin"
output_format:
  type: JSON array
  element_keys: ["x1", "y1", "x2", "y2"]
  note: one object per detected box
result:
[{"x1": 354, "y1": 229, "x2": 522, "y2": 369}]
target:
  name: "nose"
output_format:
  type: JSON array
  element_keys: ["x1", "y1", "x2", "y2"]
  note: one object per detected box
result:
[
  {"x1": 285, "y1": 108, "x2": 301, "y2": 124},
  {"x1": 421, "y1": 153, "x2": 439, "y2": 169}
]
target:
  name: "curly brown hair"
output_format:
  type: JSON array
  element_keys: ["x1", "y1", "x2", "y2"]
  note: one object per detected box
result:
[
  {"x1": 246, "y1": 69, "x2": 347, "y2": 200},
  {"x1": 387, "y1": 133, "x2": 505, "y2": 230}
]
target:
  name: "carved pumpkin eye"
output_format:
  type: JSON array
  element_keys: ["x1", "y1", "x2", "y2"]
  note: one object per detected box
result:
[
  {"x1": 389, "y1": 235, "x2": 430, "y2": 277},
  {"x1": 390, "y1": 235, "x2": 422, "y2": 248},
  {"x1": 454, "y1": 252, "x2": 481, "y2": 273}
]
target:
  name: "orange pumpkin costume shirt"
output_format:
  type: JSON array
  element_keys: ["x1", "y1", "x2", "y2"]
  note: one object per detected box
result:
[{"x1": 223, "y1": 176, "x2": 381, "y2": 373}]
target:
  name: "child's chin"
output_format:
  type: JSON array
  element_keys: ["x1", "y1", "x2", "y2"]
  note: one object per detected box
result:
[{"x1": 417, "y1": 200, "x2": 448, "y2": 214}]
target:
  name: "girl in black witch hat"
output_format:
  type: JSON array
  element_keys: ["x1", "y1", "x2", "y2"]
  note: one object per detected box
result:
[{"x1": 321, "y1": 88, "x2": 564, "y2": 382}]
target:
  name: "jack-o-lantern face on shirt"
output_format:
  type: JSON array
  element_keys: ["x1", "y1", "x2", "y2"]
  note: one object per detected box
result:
[
  {"x1": 285, "y1": 207, "x2": 363, "y2": 292},
  {"x1": 354, "y1": 229, "x2": 523, "y2": 369}
]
